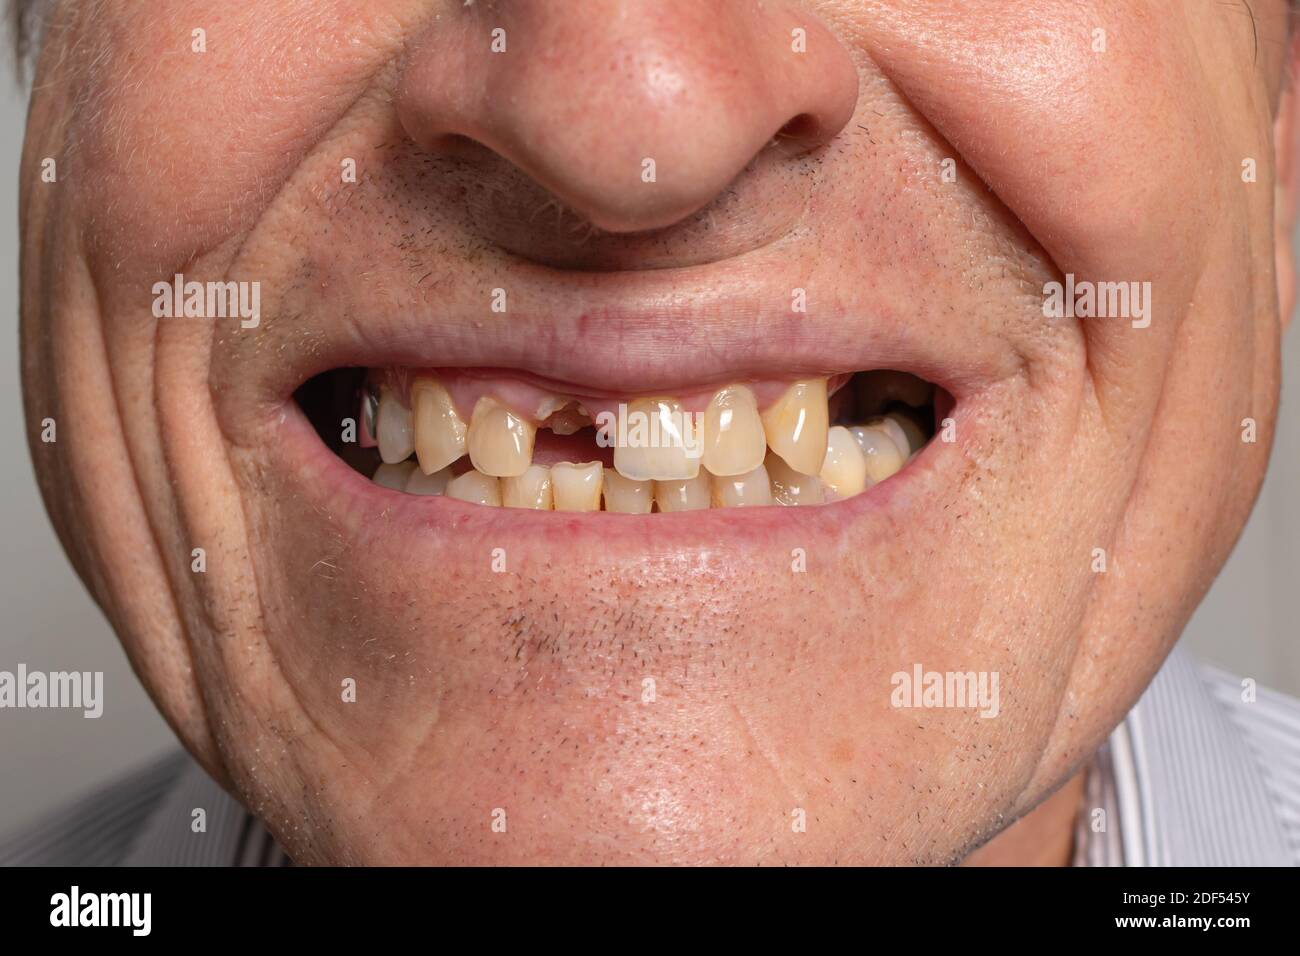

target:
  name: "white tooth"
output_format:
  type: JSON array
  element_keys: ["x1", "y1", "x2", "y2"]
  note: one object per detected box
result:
[
  {"x1": 405, "y1": 466, "x2": 452, "y2": 496},
  {"x1": 468, "y1": 397, "x2": 536, "y2": 478},
  {"x1": 654, "y1": 473, "x2": 710, "y2": 512},
  {"x1": 765, "y1": 451, "x2": 824, "y2": 506},
  {"x1": 611, "y1": 398, "x2": 702, "y2": 481},
  {"x1": 710, "y1": 463, "x2": 773, "y2": 508},
  {"x1": 602, "y1": 469, "x2": 653, "y2": 513},
  {"x1": 412, "y1": 377, "x2": 467, "y2": 474},
  {"x1": 445, "y1": 469, "x2": 502, "y2": 506},
  {"x1": 849, "y1": 425, "x2": 906, "y2": 483},
  {"x1": 502, "y1": 465, "x2": 554, "y2": 510},
  {"x1": 701, "y1": 384, "x2": 766, "y2": 477},
  {"x1": 864, "y1": 415, "x2": 911, "y2": 459},
  {"x1": 819, "y1": 426, "x2": 868, "y2": 500},
  {"x1": 377, "y1": 388, "x2": 415, "y2": 464},
  {"x1": 761, "y1": 379, "x2": 829, "y2": 475},
  {"x1": 372, "y1": 461, "x2": 417, "y2": 491},
  {"x1": 552, "y1": 462, "x2": 603, "y2": 511},
  {"x1": 886, "y1": 411, "x2": 927, "y2": 458}
]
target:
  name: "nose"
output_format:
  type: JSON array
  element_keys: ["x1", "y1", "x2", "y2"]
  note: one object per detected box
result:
[{"x1": 396, "y1": 0, "x2": 859, "y2": 233}]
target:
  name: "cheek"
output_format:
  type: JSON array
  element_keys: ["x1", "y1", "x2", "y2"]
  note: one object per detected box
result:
[{"x1": 62, "y1": 0, "x2": 417, "y2": 276}]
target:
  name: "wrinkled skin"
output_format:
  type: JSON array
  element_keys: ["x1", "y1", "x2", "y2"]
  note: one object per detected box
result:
[{"x1": 18, "y1": 0, "x2": 1300, "y2": 864}]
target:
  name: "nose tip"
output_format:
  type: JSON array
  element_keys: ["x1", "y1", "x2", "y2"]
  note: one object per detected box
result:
[{"x1": 396, "y1": 2, "x2": 859, "y2": 234}]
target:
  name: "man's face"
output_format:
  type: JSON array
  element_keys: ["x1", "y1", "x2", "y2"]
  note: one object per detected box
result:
[{"x1": 18, "y1": 0, "x2": 1297, "y2": 864}]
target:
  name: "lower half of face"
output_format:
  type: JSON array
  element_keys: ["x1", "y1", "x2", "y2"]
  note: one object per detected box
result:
[{"x1": 19, "y1": 0, "x2": 1285, "y2": 863}]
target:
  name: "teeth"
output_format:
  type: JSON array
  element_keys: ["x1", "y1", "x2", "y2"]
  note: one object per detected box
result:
[
  {"x1": 359, "y1": 384, "x2": 379, "y2": 449},
  {"x1": 701, "y1": 384, "x2": 766, "y2": 477},
  {"x1": 551, "y1": 461, "x2": 603, "y2": 511},
  {"x1": 501, "y1": 465, "x2": 554, "y2": 510},
  {"x1": 603, "y1": 469, "x2": 654, "y2": 514},
  {"x1": 377, "y1": 388, "x2": 415, "y2": 464},
  {"x1": 819, "y1": 426, "x2": 868, "y2": 500},
  {"x1": 761, "y1": 379, "x2": 829, "y2": 475},
  {"x1": 864, "y1": 415, "x2": 911, "y2": 459},
  {"x1": 885, "y1": 411, "x2": 927, "y2": 458},
  {"x1": 654, "y1": 473, "x2": 711, "y2": 512},
  {"x1": 445, "y1": 469, "x2": 502, "y2": 506},
  {"x1": 765, "y1": 451, "x2": 825, "y2": 506},
  {"x1": 405, "y1": 466, "x2": 452, "y2": 496},
  {"x1": 468, "y1": 397, "x2": 536, "y2": 478},
  {"x1": 710, "y1": 463, "x2": 773, "y2": 508},
  {"x1": 849, "y1": 424, "x2": 906, "y2": 483},
  {"x1": 372, "y1": 460, "x2": 417, "y2": 490},
  {"x1": 412, "y1": 377, "x2": 468, "y2": 474},
  {"x1": 611, "y1": 398, "x2": 702, "y2": 481}
]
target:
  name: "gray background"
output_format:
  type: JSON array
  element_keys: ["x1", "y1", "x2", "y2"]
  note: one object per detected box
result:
[{"x1": 1, "y1": 77, "x2": 1297, "y2": 838}]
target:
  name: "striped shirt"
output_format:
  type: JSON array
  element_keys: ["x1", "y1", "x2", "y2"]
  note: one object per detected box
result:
[{"x1": 3, "y1": 647, "x2": 1298, "y2": 866}]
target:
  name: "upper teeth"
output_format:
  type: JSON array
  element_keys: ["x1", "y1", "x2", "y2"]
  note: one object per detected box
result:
[{"x1": 367, "y1": 373, "x2": 928, "y2": 510}]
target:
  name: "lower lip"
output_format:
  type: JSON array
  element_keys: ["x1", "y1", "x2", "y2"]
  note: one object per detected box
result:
[{"x1": 275, "y1": 397, "x2": 952, "y2": 558}]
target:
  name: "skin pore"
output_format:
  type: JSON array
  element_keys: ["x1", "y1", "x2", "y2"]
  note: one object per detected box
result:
[{"x1": 17, "y1": 1, "x2": 1300, "y2": 864}]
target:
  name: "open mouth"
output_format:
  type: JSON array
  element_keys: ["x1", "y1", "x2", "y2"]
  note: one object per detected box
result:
[{"x1": 295, "y1": 368, "x2": 950, "y2": 513}]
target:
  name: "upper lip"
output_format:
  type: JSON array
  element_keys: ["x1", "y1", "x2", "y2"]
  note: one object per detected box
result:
[{"x1": 228, "y1": 252, "x2": 1021, "y2": 423}]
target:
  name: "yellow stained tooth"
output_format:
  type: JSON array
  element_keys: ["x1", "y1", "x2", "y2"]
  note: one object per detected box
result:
[
  {"x1": 820, "y1": 426, "x2": 868, "y2": 500},
  {"x1": 468, "y1": 397, "x2": 536, "y2": 478},
  {"x1": 377, "y1": 388, "x2": 415, "y2": 464},
  {"x1": 611, "y1": 397, "x2": 702, "y2": 481},
  {"x1": 761, "y1": 379, "x2": 828, "y2": 475},
  {"x1": 603, "y1": 469, "x2": 653, "y2": 514},
  {"x1": 849, "y1": 425, "x2": 906, "y2": 483},
  {"x1": 710, "y1": 463, "x2": 773, "y2": 508},
  {"x1": 765, "y1": 451, "x2": 824, "y2": 506},
  {"x1": 865, "y1": 415, "x2": 911, "y2": 459},
  {"x1": 551, "y1": 461, "x2": 603, "y2": 511},
  {"x1": 502, "y1": 465, "x2": 554, "y2": 510},
  {"x1": 445, "y1": 469, "x2": 502, "y2": 506},
  {"x1": 405, "y1": 466, "x2": 452, "y2": 496},
  {"x1": 412, "y1": 377, "x2": 467, "y2": 474},
  {"x1": 654, "y1": 473, "x2": 710, "y2": 512},
  {"x1": 373, "y1": 460, "x2": 417, "y2": 491},
  {"x1": 701, "y1": 384, "x2": 766, "y2": 477}
]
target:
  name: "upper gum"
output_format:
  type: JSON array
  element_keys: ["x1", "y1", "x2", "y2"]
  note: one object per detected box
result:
[{"x1": 383, "y1": 368, "x2": 851, "y2": 424}]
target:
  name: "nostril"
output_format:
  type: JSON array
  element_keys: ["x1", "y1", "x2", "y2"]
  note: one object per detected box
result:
[{"x1": 771, "y1": 113, "x2": 828, "y2": 153}]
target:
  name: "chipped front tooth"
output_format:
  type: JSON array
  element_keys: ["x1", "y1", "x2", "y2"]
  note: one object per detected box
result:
[
  {"x1": 761, "y1": 379, "x2": 829, "y2": 476},
  {"x1": 710, "y1": 463, "x2": 773, "y2": 508},
  {"x1": 468, "y1": 397, "x2": 536, "y2": 478},
  {"x1": 849, "y1": 424, "x2": 906, "y2": 483},
  {"x1": 611, "y1": 398, "x2": 702, "y2": 481},
  {"x1": 654, "y1": 473, "x2": 710, "y2": 512},
  {"x1": 405, "y1": 466, "x2": 452, "y2": 496},
  {"x1": 701, "y1": 384, "x2": 766, "y2": 477},
  {"x1": 603, "y1": 469, "x2": 653, "y2": 514},
  {"x1": 820, "y1": 426, "x2": 868, "y2": 500},
  {"x1": 765, "y1": 451, "x2": 825, "y2": 506},
  {"x1": 502, "y1": 465, "x2": 554, "y2": 510},
  {"x1": 377, "y1": 388, "x2": 415, "y2": 464},
  {"x1": 373, "y1": 460, "x2": 417, "y2": 491},
  {"x1": 551, "y1": 461, "x2": 603, "y2": 511},
  {"x1": 412, "y1": 377, "x2": 467, "y2": 474},
  {"x1": 865, "y1": 415, "x2": 911, "y2": 459},
  {"x1": 445, "y1": 469, "x2": 502, "y2": 506}
]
